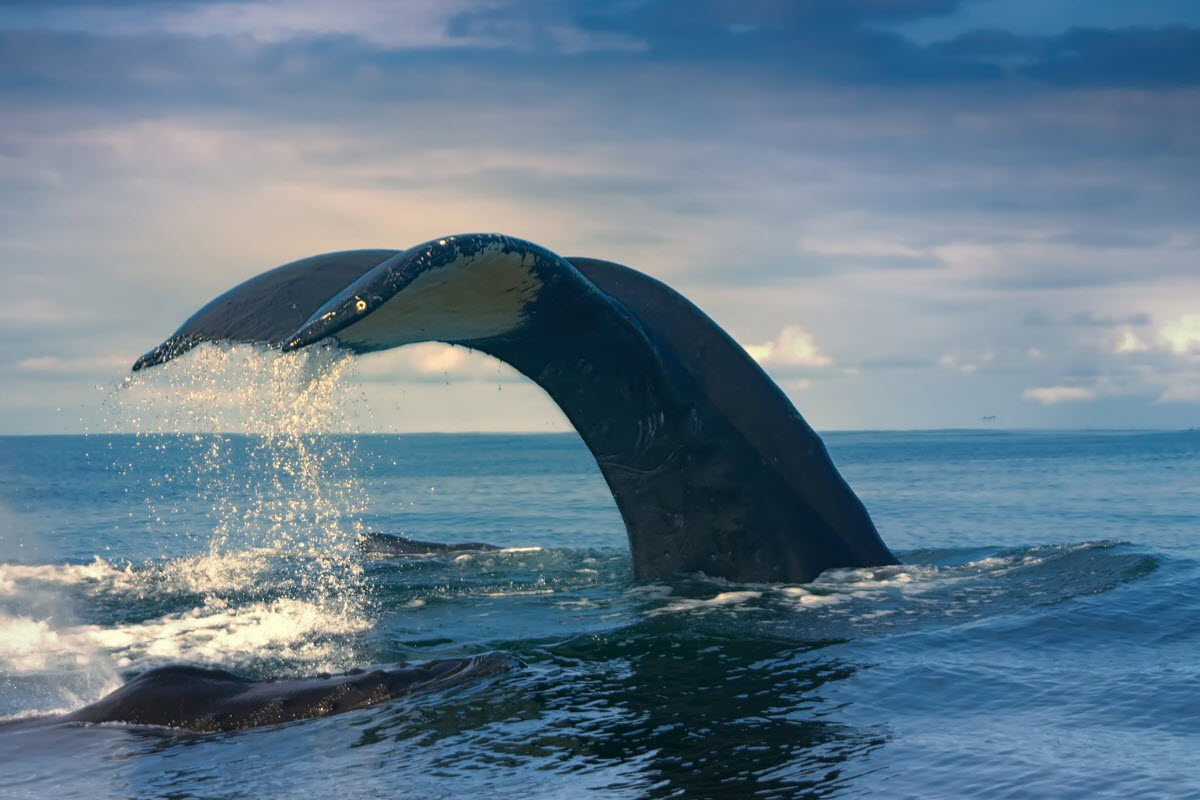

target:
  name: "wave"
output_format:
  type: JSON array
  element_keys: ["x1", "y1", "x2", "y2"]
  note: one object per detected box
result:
[
  {"x1": 0, "y1": 543, "x2": 376, "y2": 720},
  {"x1": 2, "y1": 594, "x2": 368, "y2": 673},
  {"x1": 0, "y1": 550, "x2": 277, "y2": 599},
  {"x1": 630, "y1": 541, "x2": 1158, "y2": 638},
  {"x1": 0, "y1": 539, "x2": 1158, "y2": 723}
]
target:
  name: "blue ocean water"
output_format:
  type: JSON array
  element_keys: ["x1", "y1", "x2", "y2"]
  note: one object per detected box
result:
[{"x1": 1, "y1": 428, "x2": 1198, "y2": 799}]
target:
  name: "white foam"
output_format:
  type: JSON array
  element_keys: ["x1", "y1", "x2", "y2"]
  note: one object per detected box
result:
[
  {"x1": 480, "y1": 588, "x2": 555, "y2": 597},
  {"x1": 0, "y1": 614, "x2": 90, "y2": 674},
  {"x1": 648, "y1": 590, "x2": 763, "y2": 616},
  {"x1": 0, "y1": 596, "x2": 369, "y2": 678},
  {"x1": 0, "y1": 557, "x2": 137, "y2": 596},
  {"x1": 0, "y1": 343, "x2": 378, "y2": 712},
  {"x1": 0, "y1": 611, "x2": 122, "y2": 715},
  {"x1": 814, "y1": 564, "x2": 937, "y2": 588},
  {"x1": 966, "y1": 556, "x2": 1011, "y2": 570},
  {"x1": 627, "y1": 584, "x2": 673, "y2": 599},
  {"x1": 0, "y1": 549, "x2": 282, "y2": 600},
  {"x1": 777, "y1": 586, "x2": 844, "y2": 607},
  {"x1": 763, "y1": 543, "x2": 1118, "y2": 621}
]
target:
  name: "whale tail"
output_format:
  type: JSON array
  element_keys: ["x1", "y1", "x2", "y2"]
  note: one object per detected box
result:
[{"x1": 134, "y1": 234, "x2": 897, "y2": 583}]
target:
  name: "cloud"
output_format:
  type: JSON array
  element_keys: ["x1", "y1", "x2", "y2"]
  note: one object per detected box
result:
[
  {"x1": 1160, "y1": 314, "x2": 1200, "y2": 354},
  {"x1": 1158, "y1": 381, "x2": 1200, "y2": 403},
  {"x1": 0, "y1": 0, "x2": 482, "y2": 48},
  {"x1": 0, "y1": 298, "x2": 71, "y2": 325},
  {"x1": 1022, "y1": 385, "x2": 1096, "y2": 405},
  {"x1": 2, "y1": 1, "x2": 1200, "y2": 432},
  {"x1": 1068, "y1": 310, "x2": 1153, "y2": 328},
  {"x1": 743, "y1": 325, "x2": 832, "y2": 368},
  {"x1": 1026, "y1": 25, "x2": 1200, "y2": 88},
  {"x1": 3, "y1": 2, "x2": 1199, "y2": 92},
  {"x1": 14, "y1": 355, "x2": 130, "y2": 375},
  {"x1": 781, "y1": 378, "x2": 812, "y2": 392},
  {"x1": 928, "y1": 24, "x2": 1200, "y2": 87},
  {"x1": 354, "y1": 344, "x2": 526, "y2": 384},
  {"x1": 938, "y1": 349, "x2": 995, "y2": 374},
  {"x1": 1113, "y1": 327, "x2": 1149, "y2": 354}
]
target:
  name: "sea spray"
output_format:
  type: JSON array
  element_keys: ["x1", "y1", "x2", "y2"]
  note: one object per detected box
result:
[
  {"x1": 97, "y1": 342, "x2": 375, "y2": 671},
  {"x1": 0, "y1": 502, "x2": 120, "y2": 717}
]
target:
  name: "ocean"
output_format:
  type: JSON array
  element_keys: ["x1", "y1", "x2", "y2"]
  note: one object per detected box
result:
[{"x1": 1, "y1": 427, "x2": 1198, "y2": 799}]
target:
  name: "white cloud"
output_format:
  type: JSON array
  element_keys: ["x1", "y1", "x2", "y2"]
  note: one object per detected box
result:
[
  {"x1": 743, "y1": 325, "x2": 832, "y2": 367},
  {"x1": 1158, "y1": 382, "x2": 1200, "y2": 403},
  {"x1": 1160, "y1": 314, "x2": 1200, "y2": 355},
  {"x1": 1021, "y1": 386, "x2": 1096, "y2": 405},
  {"x1": 164, "y1": 0, "x2": 474, "y2": 45},
  {"x1": 354, "y1": 344, "x2": 524, "y2": 384},
  {"x1": 931, "y1": 240, "x2": 1001, "y2": 271},
  {"x1": 0, "y1": 299, "x2": 70, "y2": 325},
  {"x1": 1113, "y1": 326, "x2": 1149, "y2": 354},
  {"x1": 938, "y1": 349, "x2": 995, "y2": 374},
  {"x1": 8, "y1": 0, "x2": 478, "y2": 48},
  {"x1": 799, "y1": 235, "x2": 926, "y2": 260},
  {"x1": 3, "y1": 0, "x2": 646, "y2": 53},
  {"x1": 2, "y1": 20, "x2": 1200, "y2": 432},
  {"x1": 15, "y1": 355, "x2": 130, "y2": 376}
]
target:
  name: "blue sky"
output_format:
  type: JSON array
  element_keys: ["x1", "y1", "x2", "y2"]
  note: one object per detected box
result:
[{"x1": 1, "y1": 0, "x2": 1198, "y2": 433}]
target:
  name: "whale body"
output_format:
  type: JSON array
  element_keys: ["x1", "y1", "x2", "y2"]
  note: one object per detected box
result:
[
  {"x1": 134, "y1": 233, "x2": 898, "y2": 583},
  {"x1": 357, "y1": 531, "x2": 500, "y2": 557},
  {"x1": 58, "y1": 656, "x2": 511, "y2": 732}
]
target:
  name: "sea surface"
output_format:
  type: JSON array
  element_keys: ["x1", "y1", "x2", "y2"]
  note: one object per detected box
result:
[{"x1": 1, "y1": 424, "x2": 1198, "y2": 798}]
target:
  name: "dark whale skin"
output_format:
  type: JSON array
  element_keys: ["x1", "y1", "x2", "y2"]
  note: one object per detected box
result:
[{"x1": 60, "y1": 655, "x2": 512, "y2": 732}]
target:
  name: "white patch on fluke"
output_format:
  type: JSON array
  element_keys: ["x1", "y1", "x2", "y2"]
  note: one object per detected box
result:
[{"x1": 336, "y1": 243, "x2": 543, "y2": 349}]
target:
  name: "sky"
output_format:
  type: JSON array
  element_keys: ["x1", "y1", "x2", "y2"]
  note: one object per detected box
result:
[{"x1": 1, "y1": 0, "x2": 1198, "y2": 434}]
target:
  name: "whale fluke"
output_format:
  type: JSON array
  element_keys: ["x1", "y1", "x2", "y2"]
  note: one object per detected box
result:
[
  {"x1": 134, "y1": 233, "x2": 898, "y2": 583},
  {"x1": 133, "y1": 249, "x2": 400, "y2": 370}
]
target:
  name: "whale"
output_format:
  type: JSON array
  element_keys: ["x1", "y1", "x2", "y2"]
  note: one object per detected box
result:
[
  {"x1": 357, "y1": 531, "x2": 500, "y2": 557},
  {"x1": 52, "y1": 655, "x2": 512, "y2": 732},
  {"x1": 134, "y1": 233, "x2": 898, "y2": 583}
]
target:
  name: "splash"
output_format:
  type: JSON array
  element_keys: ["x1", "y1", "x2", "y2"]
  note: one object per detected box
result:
[
  {"x1": 98, "y1": 343, "x2": 374, "y2": 662},
  {"x1": 0, "y1": 504, "x2": 120, "y2": 717}
]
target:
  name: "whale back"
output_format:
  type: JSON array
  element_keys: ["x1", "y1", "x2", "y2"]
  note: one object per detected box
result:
[{"x1": 62, "y1": 657, "x2": 512, "y2": 731}]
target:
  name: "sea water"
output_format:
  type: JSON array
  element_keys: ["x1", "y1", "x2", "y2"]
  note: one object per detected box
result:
[{"x1": 0, "y1": 361, "x2": 1197, "y2": 798}]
